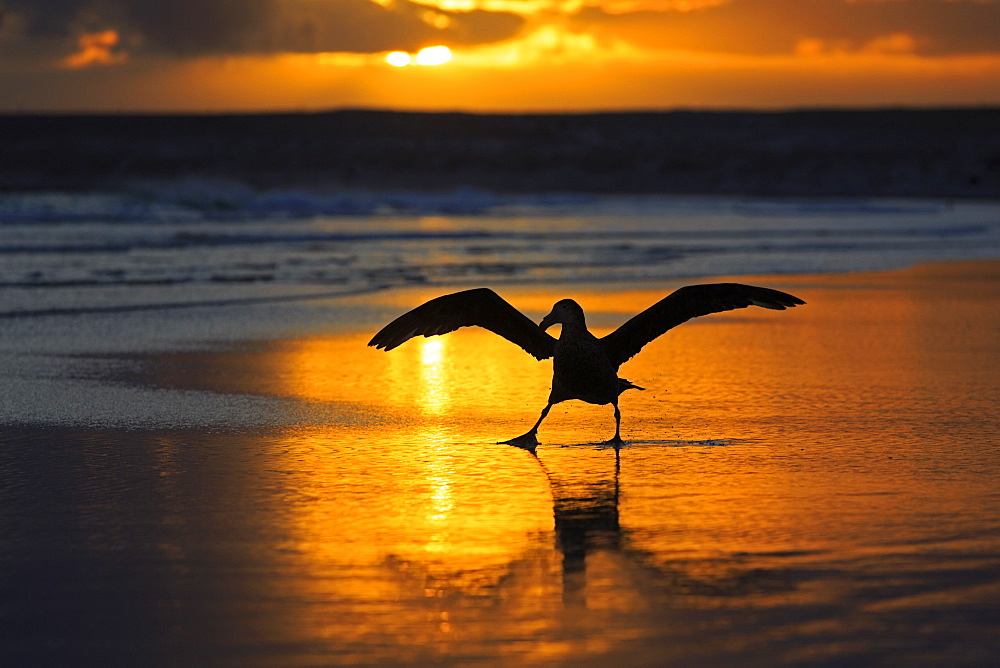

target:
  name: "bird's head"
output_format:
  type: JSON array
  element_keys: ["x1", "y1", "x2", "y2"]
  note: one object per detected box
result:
[{"x1": 539, "y1": 299, "x2": 585, "y2": 331}]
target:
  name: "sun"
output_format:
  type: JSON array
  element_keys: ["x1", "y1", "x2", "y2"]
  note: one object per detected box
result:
[
  {"x1": 416, "y1": 46, "x2": 452, "y2": 66},
  {"x1": 386, "y1": 51, "x2": 411, "y2": 67},
  {"x1": 385, "y1": 46, "x2": 452, "y2": 67}
]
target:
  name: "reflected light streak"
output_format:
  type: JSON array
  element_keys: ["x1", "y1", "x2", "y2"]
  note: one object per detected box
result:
[
  {"x1": 422, "y1": 430, "x2": 459, "y2": 555},
  {"x1": 421, "y1": 337, "x2": 445, "y2": 366},
  {"x1": 419, "y1": 337, "x2": 451, "y2": 416},
  {"x1": 428, "y1": 472, "x2": 455, "y2": 523}
]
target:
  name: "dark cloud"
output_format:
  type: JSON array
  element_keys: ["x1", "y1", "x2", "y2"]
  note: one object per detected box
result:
[
  {"x1": 2, "y1": 0, "x2": 997, "y2": 72},
  {"x1": 0, "y1": 0, "x2": 525, "y2": 63},
  {"x1": 573, "y1": 0, "x2": 1000, "y2": 56}
]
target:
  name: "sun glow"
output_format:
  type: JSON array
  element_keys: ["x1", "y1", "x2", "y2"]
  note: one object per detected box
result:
[
  {"x1": 416, "y1": 45, "x2": 453, "y2": 66},
  {"x1": 385, "y1": 46, "x2": 452, "y2": 67},
  {"x1": 386, "y1": 51, "x2": 412, "y2": 67}
]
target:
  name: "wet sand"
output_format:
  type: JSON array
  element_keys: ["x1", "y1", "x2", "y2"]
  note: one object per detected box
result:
[{"x1": 2, "y1": 260, "x2": 999, "y2": 665}]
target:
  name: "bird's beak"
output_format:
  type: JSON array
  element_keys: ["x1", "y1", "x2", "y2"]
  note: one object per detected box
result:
[{"x1": 539, "y1": 311, "x2": 556, "y2": 331}]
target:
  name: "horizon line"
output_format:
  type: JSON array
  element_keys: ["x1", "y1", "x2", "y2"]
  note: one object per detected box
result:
[{"x1": 2, "y1": 103, "x2": 999, "y2": 118}]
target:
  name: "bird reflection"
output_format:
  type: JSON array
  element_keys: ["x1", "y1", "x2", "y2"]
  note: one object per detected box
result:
[
  {"x1": 378, "y1": 438, "x2": 800, "y2": 648},
  {"x1": 517, "y1": 443, "x2": 626, "y2": 608},
  {"x1": 548, "y1": 447, "x2": 622, "y2": 607}
]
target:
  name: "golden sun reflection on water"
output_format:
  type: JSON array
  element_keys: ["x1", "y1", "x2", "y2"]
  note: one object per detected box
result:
[
  {"x1": 417, "y1": 338, "x2": 450, "y2": 416},
  {"x1": 134, "y1": 264, "x2": 1000, "y2": 663}
]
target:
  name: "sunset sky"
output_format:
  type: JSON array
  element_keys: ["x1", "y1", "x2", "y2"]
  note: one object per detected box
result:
[{"x1": 2, "y1": 0, "x2": 999, "y2": 112}]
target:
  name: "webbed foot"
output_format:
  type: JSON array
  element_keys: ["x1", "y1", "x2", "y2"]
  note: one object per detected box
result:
[
  {"x1": 601, "y1": 436, "x2": 625, "y2": 446},
  {"x1": 501, "y1": 432, "x2": 539, "y2": 451}
]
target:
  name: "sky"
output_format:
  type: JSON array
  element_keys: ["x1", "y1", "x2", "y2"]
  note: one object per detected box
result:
[{"x1": 1, "y1": 0, "x2": 999, "y2": 112}]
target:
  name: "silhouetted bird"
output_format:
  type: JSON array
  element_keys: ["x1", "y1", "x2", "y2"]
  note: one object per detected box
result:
[{"x1": 369, "y1": 284, "x2": 804, "y2": 447}]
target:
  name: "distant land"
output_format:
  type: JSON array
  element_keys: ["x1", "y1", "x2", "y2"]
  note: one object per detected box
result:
[{"x1": 1, "y1": 108, "x2": 998, "y2": 198}]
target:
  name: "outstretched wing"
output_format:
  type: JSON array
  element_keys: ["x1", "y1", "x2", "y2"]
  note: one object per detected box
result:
[
  {"x1": 600, "y1": 283, "x2": 805, "y2": 368},
  {"x1": 368, "y1": 288, "x2": 557, "y2": 360}
]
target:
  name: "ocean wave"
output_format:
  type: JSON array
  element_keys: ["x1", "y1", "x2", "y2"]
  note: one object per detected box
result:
[
  {"x1": 0, "y1": 184, "x2": 597, "y2": 225},
  {"x1": 1, "y1": 192, "x2": 998, "y2": 319}
]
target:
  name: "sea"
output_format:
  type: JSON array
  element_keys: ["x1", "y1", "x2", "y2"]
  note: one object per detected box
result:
[
  {"x1": 3, "y1": 187, "x2": 998, "y2": 320},
  {"x1": 2, "y1": 177, "x2": 1000, "y2": 662},
  {"x1": 3, "y1": 188, "x2": 998, "y2": 424}
]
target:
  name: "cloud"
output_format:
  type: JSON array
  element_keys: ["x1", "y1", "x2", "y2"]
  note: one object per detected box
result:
[
  {"x1": 60, "y1": 30, "x2": 128, "y2": 68},
  {"x1": 569, "y1": 0, "x2": 1000, "y2": 57},
  {"x1": 2, "y1": 0, "x2": 997, "y2": 70},
  {"x1": 0, "y1": 0, "x2": 525, "y2": 65}
]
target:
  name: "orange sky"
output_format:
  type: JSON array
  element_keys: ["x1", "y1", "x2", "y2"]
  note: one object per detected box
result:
[{"x1": 1, "y1": 0, "x2": 999, "y2": 112}]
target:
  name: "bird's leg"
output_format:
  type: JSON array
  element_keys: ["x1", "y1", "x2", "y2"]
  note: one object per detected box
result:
[
  {"x1": 602, "y1": 402, "x2": 625, "y2": 446},
  {"x1": 500, "y1": 403, "x2": 552, "y2": 449}
]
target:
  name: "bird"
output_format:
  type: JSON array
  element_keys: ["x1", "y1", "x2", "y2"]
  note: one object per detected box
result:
[{"x1": 368, "y1": 283, "x2": 804, "y2": 448}]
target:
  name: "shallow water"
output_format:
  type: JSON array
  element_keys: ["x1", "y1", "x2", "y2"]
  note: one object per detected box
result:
[{"x1": 2, "y1": 261, "x2": 998, "y2": 664}]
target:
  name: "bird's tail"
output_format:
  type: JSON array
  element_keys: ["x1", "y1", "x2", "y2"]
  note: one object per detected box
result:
[{"x1": 618, "y1": 377, "x2": 645, "y2": 393}]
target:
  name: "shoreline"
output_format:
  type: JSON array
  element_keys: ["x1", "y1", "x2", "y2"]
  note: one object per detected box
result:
[{"x1": 2, "y1": 256, "x2": 997, "y2": 430}]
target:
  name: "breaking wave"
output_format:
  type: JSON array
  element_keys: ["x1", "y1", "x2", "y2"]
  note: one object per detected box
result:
[{"x1": 1, "y1": 187, "x2": 998, "y2": 318}]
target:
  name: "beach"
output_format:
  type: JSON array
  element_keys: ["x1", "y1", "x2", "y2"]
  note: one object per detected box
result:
[
  {"x1": 2, "y1": 253, "x2": 999, "y2": 665},
  {"x1": 2, "y1": 122, "x2": 1000, "y2": 663},
  {"x1": 3, "y1": 7, "x2": 1000, "y2": 660}
]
